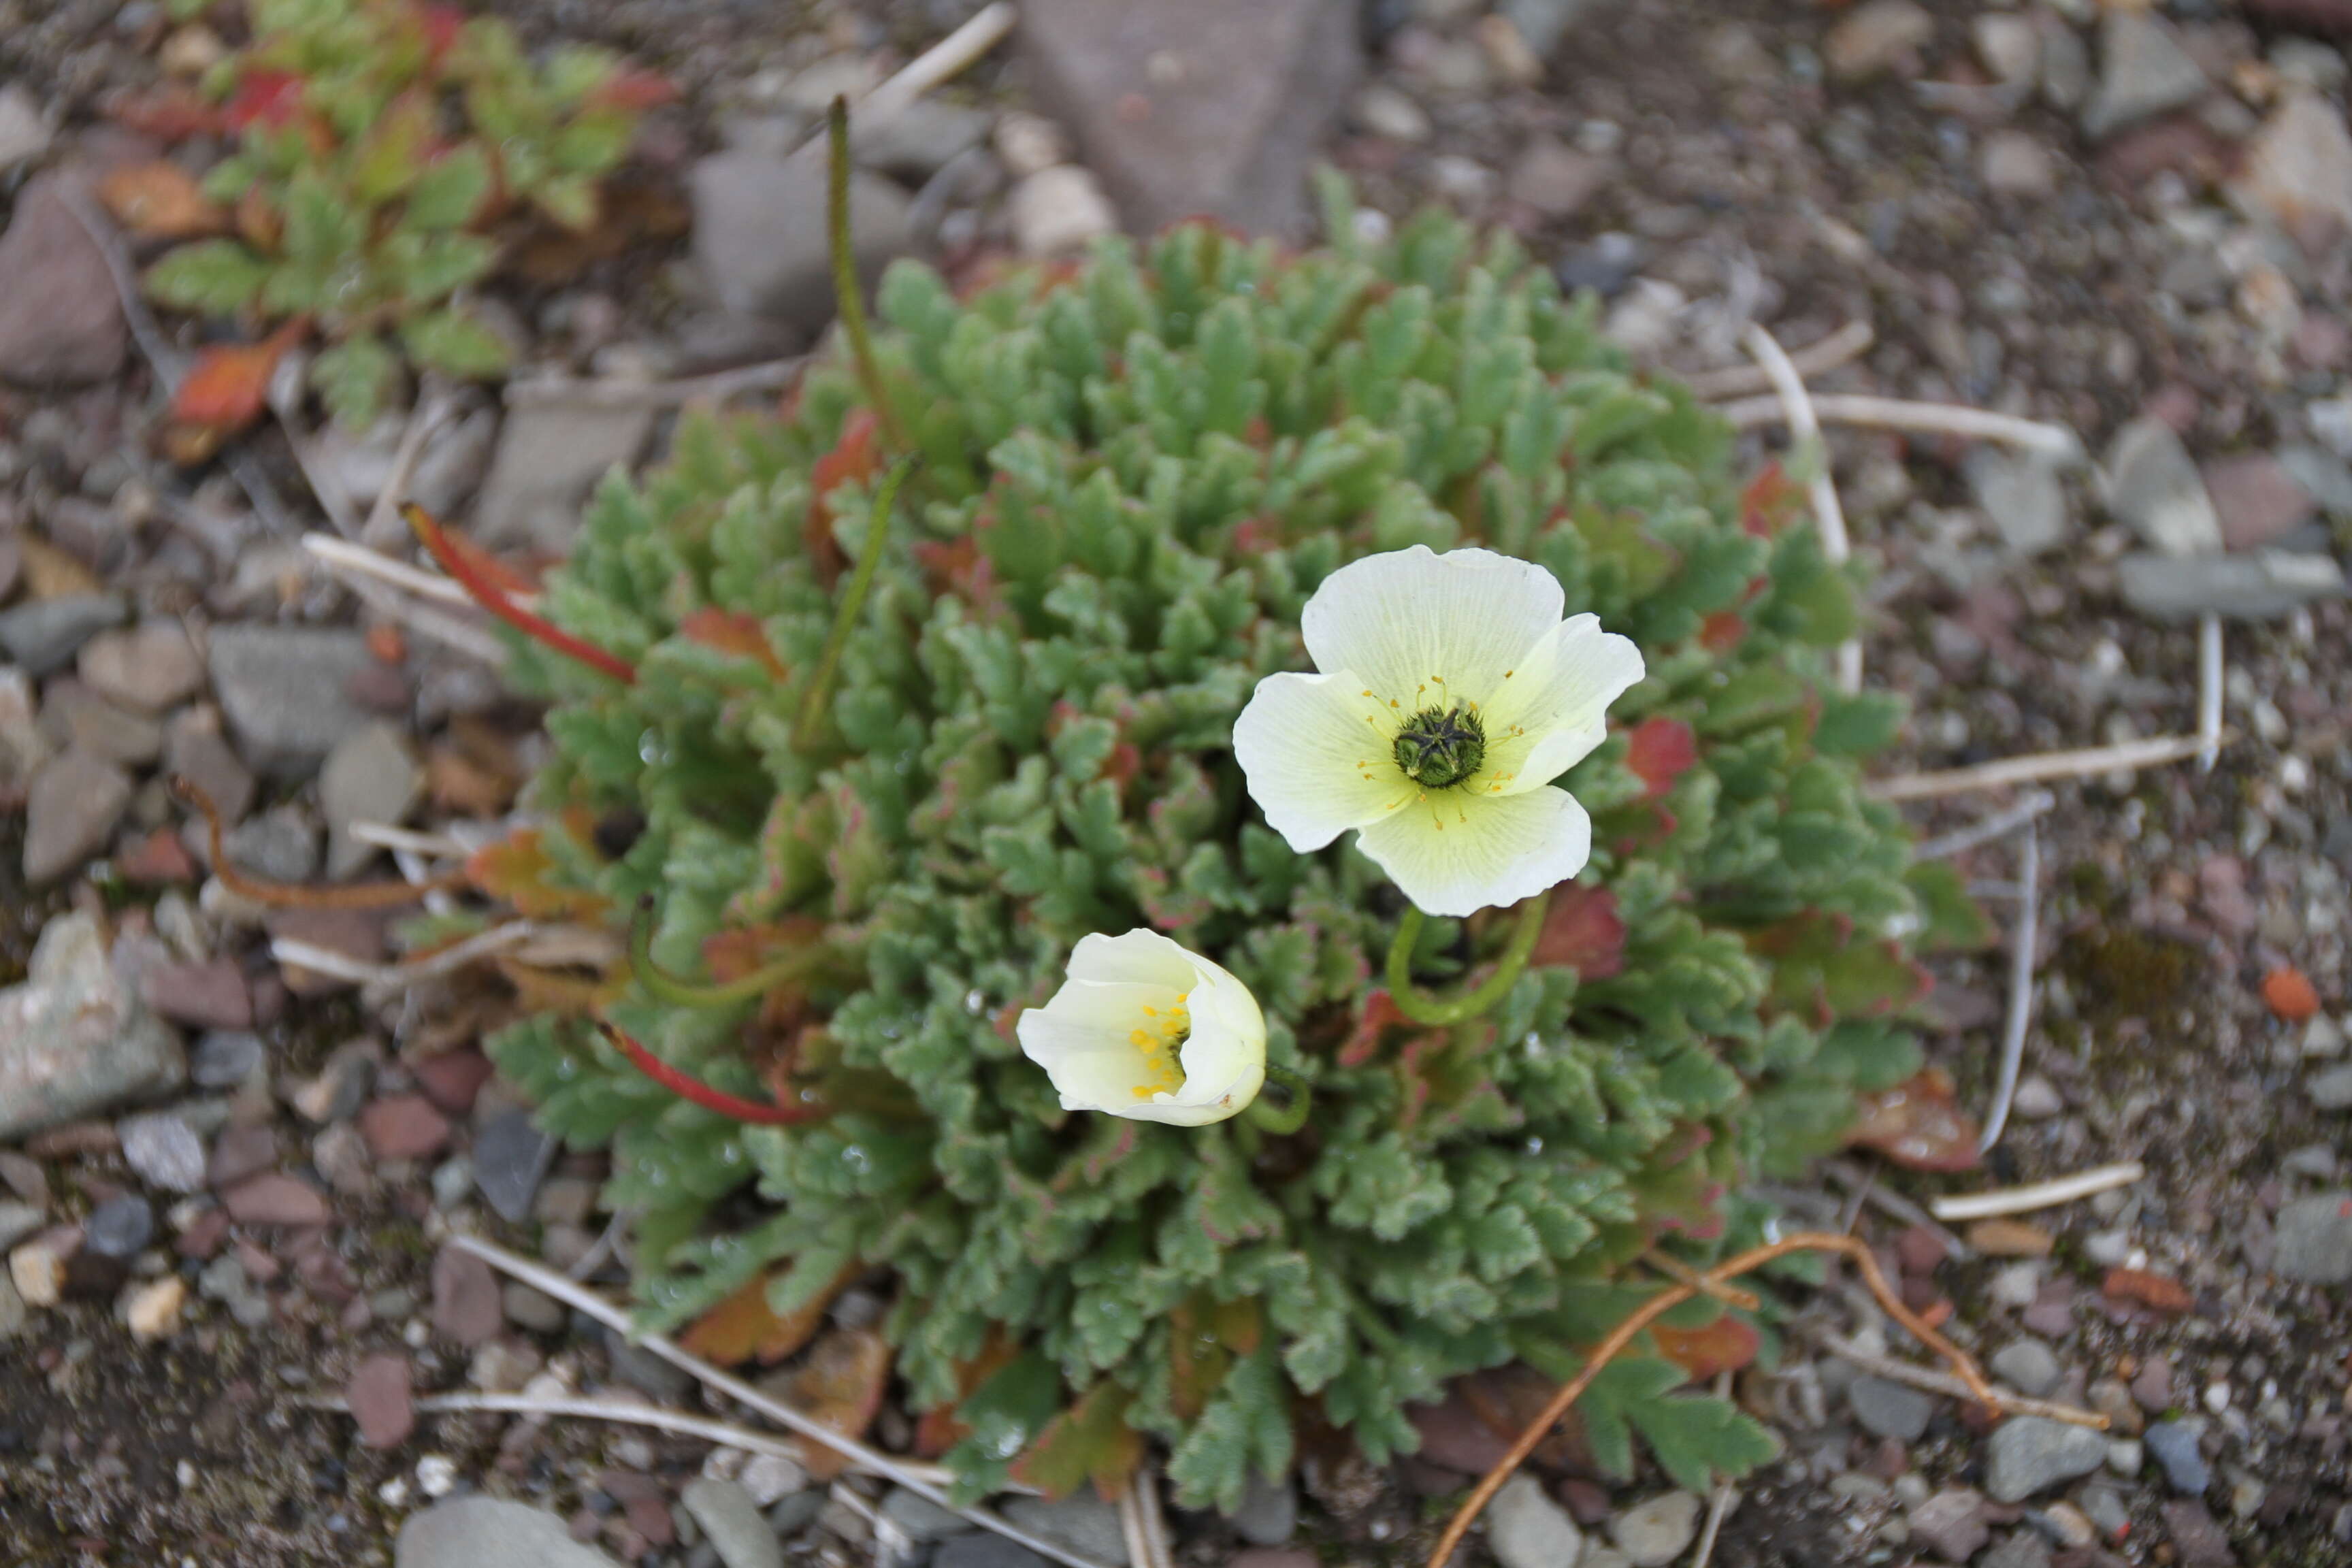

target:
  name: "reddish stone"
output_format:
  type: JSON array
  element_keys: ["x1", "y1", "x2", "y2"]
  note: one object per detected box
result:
[
  {"x1": 2103, "y1": 1267, "x2": 2194, "y2": 1315},
  {"x1": 2096, "y1": 114, "x2": 2231, "y2": 193},
  {"x1": 347, "y1": 1352, "x2": 414, "y2": 1449},
  {"x1": 174, "y1": 1206, "x2": 230, "y2": 1259},
  {"x1": 118, "y1": 827, "x2": 197, "y2": 884},
  {"x1": 2202, "y1": 454, "x2": 2315, "y2": 551},
  {"x1": 357, "y1": 1095, "x2": 452, "y2": 1161},
  {"x1": 1407, "y1": 1392, "x2": 1514, "y2": 1473},
  {"x1": 233, "y1": 1237, "x2": 282, "y2": 1284},
  {"x1": 207, "y1": 1124, "x2": 280, "y2": 1190},
  {"x1": 1896, "y1": 1224, "x2": 1953, "y2": 1275},
  {"x1": 410, "y1": 1051, "x2": 495, "y2": 1115},
  {"x1": 220, "y1": 1173, "x2": 332, "y2": 1227},
  {"x1": 596, "y1": 1469, "x2": 673, "y2": 1547},
  {"x1": 431, "y1": 1243, "x2": 503, "y2": 1348},
  {"x1": 2161, "y1": 1501, "x2": 2236, "y2": 1568},
  {"x1": 140, "y1": 958, "x2": 252, "y2": 1030},
  {"x1": 1555, "y1": 1476, "x2": 1612, "y2": 1526},
  {"x1": 2132, "y1": 1356, "x2": 2174, "y2": 1412}
]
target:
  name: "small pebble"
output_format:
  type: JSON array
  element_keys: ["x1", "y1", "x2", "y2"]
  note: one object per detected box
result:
[
  {"x1": 125, "y1": 1274, "x2": 186, "y2": 1340},
  {"x1": 84, "y1": 1194, "x2": 156, "y2": 1259}
]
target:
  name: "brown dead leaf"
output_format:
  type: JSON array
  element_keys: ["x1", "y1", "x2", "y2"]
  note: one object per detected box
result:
[
  {"x1": 679, "y1": 1264, "x2": 851, "y2": 1369},
  {"x1": 780, "y1": 1327, "x2": 894, "y2": 1480},
  {"x1": 99, "y1": 161, "x2": 226, "y2": 240}
]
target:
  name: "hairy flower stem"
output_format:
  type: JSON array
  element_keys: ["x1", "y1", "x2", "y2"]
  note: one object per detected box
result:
[
  {"x1": 829, "y1": 96, "x2": 911, "y2": 456},
  {"x1": 596, "y1": 1022, "x2": 823, "y2": 1126},
  {"x1": 1384, "y1": 892, "x2": 1551, "y2": 1026},
  {"x1": 1243, "y1": 1064, "x2": 1312, "y2": 1134},
  {"x1": 630, "y1": 896, "x2": 828, "y2": 1010},
  {"x1": 796, "y1": 455, "x2": 918, "y2": 750},
  {"x1": 404, "y1": 503, "x2": 637, "y2": 685}
]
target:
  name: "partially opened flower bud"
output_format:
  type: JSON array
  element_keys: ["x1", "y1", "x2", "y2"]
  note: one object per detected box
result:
[{"x1": 1016, "y1": 930, "x2": 1266, "y2": 1126}]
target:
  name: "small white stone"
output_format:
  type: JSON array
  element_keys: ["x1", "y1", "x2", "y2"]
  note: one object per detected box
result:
[
  {"x1": 736, "y1": 1451, "x2": 810, "y2": 1507},
  {"x1": 1011, "y1": 166, "x2": 1119, "y2": 259},
  {"x1": 416, "y1": 1454, "x2": 459, "y2": 1498},
  {"x1": 994, "y1": 112, "x2": 1071, "y2": 178},
  {"x1": 1486, "y1": 1473, "x2": 1583, "y2": 1568},
  {"x1": 125, "y1": 1275, "x2": 188, "y2": 1341},
  {"x1": 9, "y1": 1240, "x2": 64, "y2": 1308}
]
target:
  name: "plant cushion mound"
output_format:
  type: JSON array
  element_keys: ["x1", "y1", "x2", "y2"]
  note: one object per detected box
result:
[{"x1": 487, "y1": 184, "x2": 1940, "y2": 1508}]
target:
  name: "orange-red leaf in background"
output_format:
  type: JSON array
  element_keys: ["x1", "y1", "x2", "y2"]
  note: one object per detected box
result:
[
  {"x1": 679, "y1": 1264, "x2": 851, "y2": 1369},
  {"x1": 915, "y1": 1333, "x2": 1019, "y2": 1458},
  {"x1": 1740, "y1": 459, "x2": 1804, "y2": 538},
  {"x1": 98, "y1": 161, "x2": 226, "y2": 239},
  {"x1": 1651, "y1": 1311, "x2": 1762, "y2": 1379},
  {"x1": 2264, "y1": 966, "x2": 2322, "y2": 1022},
  {"x1": 1624, "y1": 716, "x2": 1698, "y2": 801},
  {"x1": 804, "y1": 408, "x2": 881, "y2": 586},
  {"x1": 418, "y1": 3, "x2": 468, "y2": 61},
  {"x1": 1530, "y1": 883, "x2": 1627, "y2": 979},
  {"x1": 1012, "y1": 1382, "x2": 1145, "y2": 1502},
  {"x1": 169, "y1": 321, "x2": 308, "y2": 433},
  {"x1": 781, "y1": 1328, "x2": 894, "y2": 1480},
  {"x1": 1698, "y1": 610, "x2": 1748, "y2": 653},
  {"x1": 225, "y1": 69, "x2": 308, "y2": 132},
  {"x1": 677, "y1": 607, "x2": 785, "y2": 679},
  {"x1": 700, "y1": 916, "x2": 827, "y2": 984},
  {"x1": 466, "y1": 828, "x2": 614, "y2": 922},
  {"x1": 1846, "y1": 1069, "x2": 1982, "y2": 1172},
  {"x1": 589, "y1": 69, "x2": 680, "y2": 112},
  {"x1": 105, "y1": 84, "x2": 227, "y2": 141}
]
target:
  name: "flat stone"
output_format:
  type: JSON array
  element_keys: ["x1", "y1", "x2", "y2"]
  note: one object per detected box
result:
[
  {"x1": 220, "y1": 1172, "x2": 331, "y2": 1227},
  {"x1": 2083, "y1": 12, "x2": 2210, "y2": 141},
  {"x1": 84, "y1": 1193, "x2": 154, "y2": 1258},
  {"x1": 206, "y1": 625, "x2": 374, "y2": 774},
  {"x1": 0, "y1": 911, "x2": 184, "y2": 1141},
  {"x1": 0, "y1": 1272, "x2": 24, "y2": 1339},
  {"x1": 682, "y1": 1477, "x2": 783, "y2": 1568},
  {"x1": 1982, "y1": 1532, "x2": 2053, "y2": 1568},
  {"x1": 0, "y1": 593, "x2": 128, "y2": 677},
  {"x1": 501, "y1": 1281, "x2": 566, "y2": 1333},
  {"x1": 2235, "y1": 91, "x2": 2352, "y2": 259},
  {"x1": 935, "y1": 1537, "x2": 1049, "y2": 1568},
  {"x1": 1499, "y1": 0, "x2": 1618, "y2": 61},
  {"x1": 1610, "y1": 1492, "x2": 1701, "y2": 1567},
  {"x1": 1967, "y1": 450, "x2": 2070, "y2": 555},
  {"x1": 852, "y1": 99, "x2": 992, "y2": 182},
  {"x1": 736, "y1": 1452, "x2": 810, "y2": 1508},
  {"x1": 164, "y1": 707, "x2": 257, "y2": 825},
  {"x1": 2145, "y1": 1419, "x2": 2211, "y2": 1492},
  {"x1": 472, "y1": 397, "x2": 659, "y2": 553},
  {"x1": 474, "y1": 1108, "x2": 555, "y2": 1223},
  {"x1": 0, "y1": 174, "x2": 127, "y2": 388},
  {"x1": 1019, "y1": 0, "x2": 1361, "y2": 238},
  {"x1": 1849, "y1": 1373, "x2": 1936, "y2": 1443},
  {"x1": 318, "y1": 720, "x2": 423, "y2": 877},
  {"x1": 125, "y1": 1273, "x2": 186, "y2": 1339},
  {"x1": 396, "y1": 1497, "x2": 624, "y2": 1568},
  {"x1": 1002, "y1": 1493, "x2": 1129, "y2": 1565},
  {"x1": 1009, "y1": 165, "x2": 1120, "y2": 259},
  {"x1": 2160, "y1": 1500, "x2": 2235, "y2": 1568},
  {"x1": 1507, "y1": 136, "x2": 1610, "y2": 218},
  {"x1": 358, "y1": 1094, "x2": 452, "y2": 1161},
  {"x1": 1908, "y1": 1489, "x2": 1991, "y2": 1563},
  {"x1": 118, "y1": 1112, "x2": 208, "y2": 1194},
  {"x1": 0, "y1": 666, "x2": 49, "y2": 802},
  {"x1": 78, "y1": 619, "x2": 205, "y2": 714},
  {"x1": 1984, "y1": 1416, "x2": 2110, "y2": 1503},
  {"x1": 44, "y1": 681, "x2": 162, "y2": 765},
  {"x1": 223, "y1": 804, "x2": 321, "y2": 885},
  {"x1": 689, "y1": 150, "x2": 913, "y2": 336},
  {"x1": 2117, "y1": 549, "x2": 2347, "y2": 621},
  {"x1": 1227, "y1": 1476, "x2": 1297, "y2": 1547},
  {"x1": 207, "y1": 1123, "x2": 280, "y2": 1190},
  {"x1": 2308, "y1": 1064, "x2": 2352, "y2": 1110},
  {"x1": 0, "y1": 1203, "x2": 44, "y2": 1253},
  {"x1": 190, "y1": 1030, "x2": 265, "y2": 1089},
  {"x1": 1974, "y1": 14, "x2": 2041, "y2": 88},
  {"x1": 1486, "y1": 1473, "x2": 1582, "y2": 1568},
  {"x1": 431, "y1": 1243, "x2": 503, "y2": 1346},
  {"x1": 881, "y1": 1486, "x2": 975, "y2": 1544},
  {"x1": 349, "y1": 1351, "x2": 415, "y2": 1449},
  {"x1": 2202, "y1": 453, "x2": 2317, "y2": 550},
  {"x1": 1989, "y1": 1338, "x2": 2063, "y2": 1398},
  {"x1": 24, "y1": 748, "x2": 133, "y2": 884},
  {"x1": 2104, "y1": 417, "x2": 2221, "y2": 555},
  {"x1": 140, "y1": 957, "x2": 251, "y2": 1031},
  {"x1": 1825, "y1": 0, "x2": 1935, "y2": 82},
  {"x1": 1982, "y1": 130, "x2": 2058, "y2": 199},
  {"x1": 0, "y1": 84, "x2": 49, "y2": 174}
]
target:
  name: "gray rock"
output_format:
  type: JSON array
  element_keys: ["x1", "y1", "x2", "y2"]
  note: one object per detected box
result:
[
  {"x1": 0, "y1": 85, "x2": 48, "y2": 174},
  {"x1": 2040, "y1": 13, "x2": 2091, "y2": 111},
  {"x1": 2144, "y1": 1419, "x2": 2210, "y2": 1493},
  {"x1": 853, "y1": 100, "x2": 992, "y2": 182},
  {"x1": 1009, "y1": 165, "x2": 1120, "y2": 259},
  {"x1": 2117, "y1": 549, "x2": 2347, "y2": 621},
  {"x1": 83, "y1": 1193, "x2": 154, "y2": 1258},
  {"x1": 766, "y1": 1490, "x2": 826, "y2": 1537},
  {"x1": 2082, "y1": 12, "x2": 2209, "y2": 140},
  {"x1": 1984, "y1": 1416, "x2": 2110, "y2": 1503},
  {"x1": 2310, "y1": 1064, "x2": 2352, "y2": 1110},
  {"x1": 1967, "y1": 450, "x2": 2070, "y2": 555},
  {"x1": 223, "y1": 805, "x2": 322, "y2": 885},
  {"x1": 2272, "y1": 1192, "x2": 2352, "y2": 1284},
  {"x1": 0, "y1": 174, "x2": 127, "y2": 388},
  {"x1": 44, "y1": 681, "x2": 163, "y2": 766},
  {"x1": 1849, "y1": 1373, "x2": 1936, "y2": 1443},
  {"x1": 472, "y1": 397, "x2": 658, "y2": 553},
  {"x1": 1989, "y1": 1338, "x2": 2063, "y2": 1399},
  {"x1": 737, "y1": 1453, "x2": 809, "y2": 1508},
  {"x1": 1227, "y1": 1475, "x2": 1296, "y2": 1546},
  {"x1": 1486, "y1": 1473, "x2": 1583, "y2": 1568},
  {"x1": 396, "y1": 1497, "x2": 624, "y2": 1568},
  {"x1": 682, "y1": 1478, "x2": 784, "y2": 1568},
  {"x1": 689, "y1": 150, "x2": 913, "y2": 333},
  {"x1": 881, "y1": 1486, "x2": 975, "y2": 1544},
  {"x1": 318, "y1": 721, "x2": 423, "y2": 877},
  {"x1": 206, "y1": 625, "x2": 375, "y2": 773},
  {"x1": 1825, "y1": 0, "x2": 1935, "y2": 83},
  {"x1": 1501, "y1": 0, "x2": 1618, "y2": 60},
  {"x1": 2104, "y1": 418, "x2": 2221, "y2": 556},
  {"x1": 0, "y1": 1271, "x2": 24, "y2": 1339},
  {"x1": 1981, "y1": 130, "x2": 2058, "y2": 199},
  {"x1": 474, "y1": 1108, "x2": 555, "y2": 1224},
  {"x1": 1019, "y1": 0, "x2": 1360, "y2": 238},
  {"x1": 1907, "y1": 1489, "x2": 1990, "y2": 1563},
  {"x1": 0, "y1": 593, "x2": 129, "y2": 676},
  {"x1": 164, "y1": 708, "x2": 257, "y2": 826},
  {"x1": 1982, "y1": 1531, "x2": 2053, "y2": 1568},
  {"x1": 78, "y1": 620, "x2": 205, "y2": 714},
  {"x1": 2280, "y1": 444, "x2": 2352, "y2": 518},
  {"x1": 1002, "y1": 1492, "x2": 1129, "y2": 1565},
  {"x1": 118, "y1": 1111, "x2": 208, "y2": 1193},
  {"x1": 2236, "y1": 91, "x2": 2352, "y2": 252},
  {"x1": 0, "y1": 1202, "x2": 44, "y2": 1252},
  {"x1": 934, "y1": 1537, "x2": 1049, "y2": 1568},
  {"x1": 1610, "y1": 1492, "x2": 1701, "y2": 1567},
  {"x1": 24, "y1": 748, "x2": 133, "y2": 884},
  {"x1": 0, "y1": 666, "x2": 50, "y2": 800}
]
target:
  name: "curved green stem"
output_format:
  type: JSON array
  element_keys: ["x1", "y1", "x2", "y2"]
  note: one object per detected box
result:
[
  {"x1": 828, "y1": 96, "x2": 910, "y2": 455},
  {"x1": 795, "y1": 455, "x2": 918, "y2": 751},
  {"x1": 1384, "y1": 892, "x2": 1551, "y2": 1027},
  {"x1": 630, "y1": 897, "x2": 827, "y2": 1010},
  {"x1": 1243, "y1": 1063, "x2": 1312, "y2": 1135}
]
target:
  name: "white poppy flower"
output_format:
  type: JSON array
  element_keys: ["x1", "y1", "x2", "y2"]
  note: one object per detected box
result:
[
  {"x1": 1015, "y1": 930, "x2": 1267, "y2": 1126},
  {"x1": 1232, "y1": 545, "x2": 1645, "y2": 918}
]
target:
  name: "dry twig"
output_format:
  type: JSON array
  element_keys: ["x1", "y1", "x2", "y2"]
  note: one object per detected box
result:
[
  {"x1": 1977, "y1": 815, "x2": 2040, "y2": 1154},
  {"x1": 1821, "y1": 1161, "x2": 1972, "y2": 1260},
  {"x1": 1116, "y1": 1469, "x2": 1177, "y2": 1568},
  {"x1": 2198, "y1": 612, "x2": 2224, "y2": 773},
  {"x1": 449, "y1": 1235, "x2": 1115, "y2": 1568},
  {"x1": 504, "y1": 357, "x2": 804, "y2": 410},
  {"x1": 1928, "y1": 1160, "x2": 2146, "y2": 1222},
  {"x1": 1810, "y1": 1328, "x2": 2106, "y2": 1426},
  {"x1": 269, "y1": 921, "x2": 537, "y2": 999},
  {"x1": 1686, "y1": 319, "x2": 1873, "y2": 399},
  {"x1": 1865, "y1": 733, "x2": 2213, "y2": 802},
  {"x1": 1714, "y1": 391, "x2": 2083, "y2": 461},
  {"x1": 175, "y1": 775, "x2": 470, "y2": 909},
  {"x1": 1742, "y1": 323, "x2": 1860, "y2": 694}
]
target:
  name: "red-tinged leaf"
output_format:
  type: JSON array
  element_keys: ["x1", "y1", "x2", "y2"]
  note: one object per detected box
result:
[
  {"x1": 679, "y1": 1264, "x2": 851, "y2": 1368},
  {"x1": 804, "y1": 408, "x2": 881, "y2": 586},
  {"x1": 781, "y1": 1328, "x2": 894, "y2": 1480},
  {"x1": 225, "y1": 69, "x2": 308, "y2": 132},
  {"x1": 1455, "y1": 1365, "x2": 1596, "y2": 1473},
  {"x1": 1168, "y1": 1296, "x2": 1230, "y2": 1422},
  {"x1": 1651, "y1": 1312, "x2": 1761, "y2": 1379},
  {"x1": 105, "y1": 84, "x2": 227, "y2": 141},
  {"x1": 2263, "y1": 966, "x2": 2322, "y2": 1022},
  {"x1": 915, "y1": 1333, "x2": 1020, "y2": 1458},
  {"x1": 1531, "y1": 883, "x2": 1627, "y2": 979},
  {"x1": 1698, "y1": 610, "x2": 1748, "y2": 653},
  {"x1": 589, "y1": 68, "x2": 679, "y2": 112},
  {"x1": 1210, "y1": 1296, "x2": 1262, "y2": 1356},
  {"x1": 169, "y1": 321, "x2": 306, "y2": 432},
  {"x1": 1750, "y1": 911, "x2": 1933, "y2": 1025},
  {"x1": 2102, "y1": 1267, "x2": 2192, "y2": 1316},
  {"x1": 1740, "y1": 459, "x2": 1804, "y2": 538},
  {"x1": 1013, "y1": 1382, "x2": 1144, "y2": 1501},
  {"x1": 1846, "y1": 1070, "x2": 1982, "y2": 1172},
  {"x1": 1337, "y1": 990, "x2": 1419, "y2": 1068},
  {"x1": 466, "y1": 829, "x2": 614, "y2": 922},
  {"x1": 1625, "y1": 716, "x2": 1698, "y2": 801},
  {"x1": 235, "y1": 186, "x2": 281, "y2": 250},
  {"x1": 99, "y1": 161, "x2": 227, "y2": 239},
  {"x1": 418, "y1": 3, "x2": 467, "y2": 62},
  {"x1": 678, "y1": 607, "x2": 785, "y2": 679}
]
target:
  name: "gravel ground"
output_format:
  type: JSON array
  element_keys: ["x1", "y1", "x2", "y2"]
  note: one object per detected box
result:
[{"x1": 4, "y1": 1, "x2": 2352, "y2": 1566}]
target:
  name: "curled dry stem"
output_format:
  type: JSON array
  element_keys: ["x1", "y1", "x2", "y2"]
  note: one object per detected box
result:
[
  {"x1": 172, "y1": 775, "x2": 468, "y2": 910},
  {"x1": 1424, "y1": 1230, "x2": 2106, "y2": 1568}
]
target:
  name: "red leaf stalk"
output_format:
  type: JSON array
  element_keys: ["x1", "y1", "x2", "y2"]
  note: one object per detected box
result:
[
  {"x1": 404, "y1": 504, "x2": 637, "y2": 685},
  {"x1": 597, "y1": 1021, "x2": 823, "y2": 1126}
]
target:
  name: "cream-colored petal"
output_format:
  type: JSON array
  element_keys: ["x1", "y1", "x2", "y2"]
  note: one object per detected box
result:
[
  {"x1": 1472, "y1": 615, "x2": 1647, "y2": 795},
  {"x1": 1064, "y1": 929, "x2": 1200, "y2": 990},
  {"x1": 1233, "y1": 670, "x2": 1417, "y2": 851},
  {"x1": 1353, "y1": 785, "x2": 1593, "y2": 917},
  {"x1": 1018, "y1": 931, "x2": 1269, "y2": 1125},
  {"x1": 1030, "y1": 979, "x2": 1182, "y2": 1034},
  {"x1": 1301, "y1": 546, "x2": 1564, "y2": 706}
]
